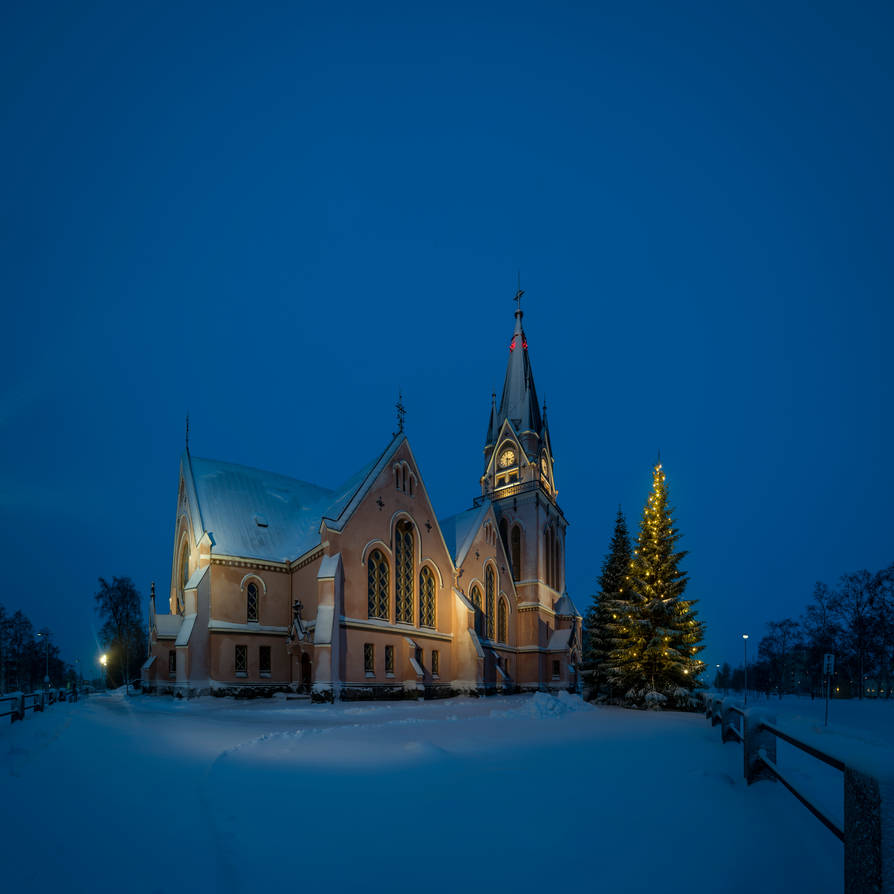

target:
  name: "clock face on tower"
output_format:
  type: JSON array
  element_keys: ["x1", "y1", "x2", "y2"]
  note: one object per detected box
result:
[
  {"x1": 498, "y1": 448, "x2": 516, "y2": 469},
  {"x1": 541, "y1": 455, "x2": 549, "y2": 477}
]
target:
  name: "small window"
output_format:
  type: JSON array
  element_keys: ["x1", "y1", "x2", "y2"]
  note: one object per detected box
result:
[
  {"x1": 235, "y1": 645, "x2": 248, "y2": 677},
  {"x1": 168, "y1": 650, "x2": 176, "y2": 677},
  {"x1": 247, "y1": 581, "x2": 259, "y2": 623},
  {"x1": 552, "y1": 660, "x2": 560, "y2": 679},
  {"x1": 364, "y1": 643, "x2": 375, "y2": 676},
  {"x1": 432, "y1": 649, "x2": 440, "y2": 677},
  {"x1": 385, "y1": 644, "x2": 394, "y2": 675},
  {"x1": 259, "y1": 646, "x2": 271, "y2": 678}
]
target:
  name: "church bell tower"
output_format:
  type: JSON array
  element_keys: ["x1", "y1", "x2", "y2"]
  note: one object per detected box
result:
[{"x1": 480, "y1": 290, "x2": 567, "y2": 635}]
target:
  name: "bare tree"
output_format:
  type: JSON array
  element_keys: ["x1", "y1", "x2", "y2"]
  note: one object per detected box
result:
[
  {"x1": 94, "y1": 577, "x2": 143, "y2": 691},
  {"x1": 833, "y1": 570, "x2": 876, "y2": 700}
]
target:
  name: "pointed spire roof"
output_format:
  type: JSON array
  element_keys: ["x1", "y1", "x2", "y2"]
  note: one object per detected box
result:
[
  {"x1": 484, "y1": 392, "x2": 497, "y2": 447},
  {"x1": 496, "y1": 305, "x2": 542, "y2": 435}
]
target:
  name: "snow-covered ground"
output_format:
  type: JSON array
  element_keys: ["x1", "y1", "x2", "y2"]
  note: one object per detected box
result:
[{"x1": 4, "y1": 691, "x2": 886, "y2": 894}]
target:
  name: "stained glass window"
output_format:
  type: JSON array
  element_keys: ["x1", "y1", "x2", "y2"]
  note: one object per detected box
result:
[
  {"x1": 471, "y1": 585, "x2": 483, "y2": 636},
  {"x1": 498, "y1": 597, "x2": 508, "y2": 643},
  {"x1": 432, "y1": 649, "x2": 439, "y2": 676},
  {"x1": 235, "y1": 644, "x2": 247, "y2": 676},
  {"x1": 385, "y1": 644, "x2": 394, "y2": 674},
  {"x1": 367, "y1": 550, "x2": 389, "y2": 620},
  {"x1": 364, "y1": 643, "x2": 375, "y2": 675},
  {"x1": 485, "y1": 566, "x2": 496, "y2": 640},
  {"x1": 247, "y1": 581, "x2": 259, "y2": 622},
  {"x1": 419, "y1": 566, "x2": 436, "y2": 628},
  {"x1": 395, "y1": 520, "x2": 414, "y2": 624}
]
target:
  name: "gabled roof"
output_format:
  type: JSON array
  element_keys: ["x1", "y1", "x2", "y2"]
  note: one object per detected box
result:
[
  {"x1": 438, "y1": 501, "x2": 491, "y2": 567},
  {"x1": 154, "y1": 614, "x2": 182, "y2": 638},
  {"x1": 181, "y1": 436, "x2": 404, "y2": 564}
]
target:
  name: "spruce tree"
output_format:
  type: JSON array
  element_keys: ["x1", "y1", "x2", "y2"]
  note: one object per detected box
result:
[
  {"x1": 608, "y1": 460, "x2": 705, "y2": 706},
  {"x1": 584, "y1": 508, "x2": 632, "y2": 697}
]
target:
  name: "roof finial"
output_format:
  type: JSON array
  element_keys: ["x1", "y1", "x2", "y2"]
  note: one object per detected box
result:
[
  {"x1": 514, "y1": 271, "x2": 524, "y2": 315},
  {"x1": 185, "y1": 413, "x2": 190, "y2": 454},
  {"x1": 491, "y1": 391, "x2": 496, "y2": 410},
  {"x1": 656, "y1": 448, "x2": 661, "y2": 467},
  {"x1": 394, "y1": 391, "x2": 406, "y2": 437}
]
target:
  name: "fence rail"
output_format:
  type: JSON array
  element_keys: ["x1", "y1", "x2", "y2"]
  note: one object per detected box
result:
[
  {"x1": 1, "y1": 687, "x2": 78, "y2": 723},
  {"x1": 703, "y1": 694, "x2": 893, "y2": 893}
]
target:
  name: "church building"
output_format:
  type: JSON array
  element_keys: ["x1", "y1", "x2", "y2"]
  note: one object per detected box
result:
[{"x1": 142, "y1": 300, "x2": 582, "y2": 700}]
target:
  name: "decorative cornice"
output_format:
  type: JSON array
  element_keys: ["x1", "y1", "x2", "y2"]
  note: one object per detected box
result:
[
  {"x1": 210, "y1": 555, "x2": 290, "y2": 573},
  {"x1": 341, "y1": 617, "x2": 453, "y2": 642}
]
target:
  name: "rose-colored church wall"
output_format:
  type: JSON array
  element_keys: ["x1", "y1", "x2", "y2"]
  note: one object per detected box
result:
[
  {"x1": 208, "y1": 564, "x2": 291, "y2": 627},
  {"x1": 209, "y1": 632, "x2": 292, "y2": 685}
]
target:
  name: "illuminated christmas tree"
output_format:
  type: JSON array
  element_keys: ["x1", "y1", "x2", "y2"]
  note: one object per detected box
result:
[
  {"x1": 584, "y1": 507, "x2": 632, "y2": 697},
  {"x1": 606, "y1": 460, "x2": 705, "y2": 706}
]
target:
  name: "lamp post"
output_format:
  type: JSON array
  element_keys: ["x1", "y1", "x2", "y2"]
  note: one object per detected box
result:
[
  {"x1": 742, "y1": 634, "x2": 749, "y2": 706},
  {"x1": 36, "y1": 632, "x2": 50, "y2": 689},
  {"x1": 100, "y1": 653, "x2": 108, "y2": 690}
]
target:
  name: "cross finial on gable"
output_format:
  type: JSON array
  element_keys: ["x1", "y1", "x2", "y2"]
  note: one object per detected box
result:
[{"x1": 394, "y1": 391, "x2": 406, "y2": 436}]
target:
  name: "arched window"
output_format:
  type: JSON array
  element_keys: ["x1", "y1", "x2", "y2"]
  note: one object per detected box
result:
[
  {"x1": 419, "y1": 566, "x2": 436, "y2": 628},
  {"x1": 485, "y1": 566, "x2": 496, "y2": 640},
  {"x1": 555, "y1": 535, "x2": 561, "y2": 591},
  {"x1": 499, "y1": 518, "x2": 509, "y2": 555},
  {"x1": 367, "y1": 549, "x2": 389, "y2": 620},
  {"x1": 247, "y1": 581, "x2": 259, "y2": 622},
  {"x1": 511, "y1": 525, "x2": 521, "y2": 580},
  {"x1": 498, "y1": 597, "x2": 508, "y2": 643},
  {"x1": 471, "y1": 585, "x2": 483, "y2": 636},
  {"x1": 395, "y1": 520, "x2": 414, "y2": 623}
]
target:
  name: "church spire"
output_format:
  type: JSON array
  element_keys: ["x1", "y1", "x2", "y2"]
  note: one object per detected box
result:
[{"x1": 496, "y1": 292, "x2": 542, "y2": 438}]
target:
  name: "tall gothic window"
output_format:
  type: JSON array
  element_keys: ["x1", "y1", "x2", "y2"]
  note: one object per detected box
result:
[
  {"x1": 511, "y1": 526, "x2": 521, "y2": 580},
  {"x1": 246, "y1": 581, "x2": 259, "y2": 622},
  {"x1": 471, "y1": 585, "x2": 483, "y2": 636},
  {"x1": 555, "y1": 536, "x2": 561, "y2": 591},
  {"x1": 367, "y1": 550, "x2": 389, "y2": 620},
  {"x1": 395, "y1": 520, "x2": 414, "y2": 624},
  {"x1": 498, "y1": 597, "x2": 508, "y2": 643},
  {"x1": 485, "y1": 566, "x2": 496, "y2": 640},
  {"x1": 419, "y1": 566, "x2": 436, "y2": 628}
]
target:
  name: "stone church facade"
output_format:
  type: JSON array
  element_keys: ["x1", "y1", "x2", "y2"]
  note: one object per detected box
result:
[{"x1": 142, "y1": 303, "x2": 581, "y2": 700}]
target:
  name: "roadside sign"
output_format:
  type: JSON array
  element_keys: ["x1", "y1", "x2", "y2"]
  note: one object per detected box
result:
[{"x1": 823, "y1": 653, "x2": 835, "y2": 675}]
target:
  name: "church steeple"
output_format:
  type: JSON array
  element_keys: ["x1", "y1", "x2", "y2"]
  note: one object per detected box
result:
[{"x1": 495, "y1": 302, "x2": 542, "y2": 441}]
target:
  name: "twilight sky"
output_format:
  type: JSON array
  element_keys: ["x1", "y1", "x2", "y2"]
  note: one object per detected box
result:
[{"x1": 2, "y1": 0, "x2": 892, "y2": 677}]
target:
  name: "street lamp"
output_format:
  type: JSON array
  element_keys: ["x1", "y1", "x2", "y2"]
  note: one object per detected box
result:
[
  {"x1": 35, "y1": 632, "x2": 50, "y2": 689},
  {"x1": 100, "y1": 653, "x2": 108, "y2": 690},
  {"x1": 742, "y1": 634, "x2": 749, "y2": 706}
]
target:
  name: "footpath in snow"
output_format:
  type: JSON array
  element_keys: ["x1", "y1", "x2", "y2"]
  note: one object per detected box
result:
[{"x1": 0, "y1": 690, "x2": 854, "y2": 894}]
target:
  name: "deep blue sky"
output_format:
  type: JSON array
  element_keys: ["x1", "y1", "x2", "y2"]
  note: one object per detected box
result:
[{"x1": 2, "y1": 1, "x2": 892, "y2": 678}]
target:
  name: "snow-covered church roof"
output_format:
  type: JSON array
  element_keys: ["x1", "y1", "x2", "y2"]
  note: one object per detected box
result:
[
  {"x1": 184, "y1": 441, "x2": 388, "y2": 563},
  {"x1": 438, "y1": 501, "x2": 490, "y2": 567}
]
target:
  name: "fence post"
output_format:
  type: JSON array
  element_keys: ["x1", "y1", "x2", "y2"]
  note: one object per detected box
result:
[
  {"x1": 12, "y1": 693, "x2": 25, "y2": 723},
  {"x1": 743, "y1": 709, "x2": 776, "y2": 784},
  {"x1": 711, "y1": 697, "x2": 722, "y2": 727},
  {"x1": 721, "y1": 699, "x2": 739, "y2": 744},
  {"x1": 844, "y1": 765, "x2": 894, "y2": 893}
]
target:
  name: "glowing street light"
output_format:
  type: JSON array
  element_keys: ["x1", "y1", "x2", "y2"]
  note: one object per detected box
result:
[
  {"x1": 742, "y1": 635, "x2": 749, "y2": 706},
  {"x1": 100, "y1": 653, "x2": 108, "y2": 690}
]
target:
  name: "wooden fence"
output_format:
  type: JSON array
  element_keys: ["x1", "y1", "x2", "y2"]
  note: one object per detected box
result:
[
  {"x1": 0, "y1": 687, "x2": 78, "y2": 723},
  {"x1": 703, "y1": 694, "x2": 893, "y2": 893}
]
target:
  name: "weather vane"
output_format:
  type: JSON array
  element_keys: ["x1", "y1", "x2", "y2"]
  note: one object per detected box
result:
[{"x1": 394, "y1": 391, "x2": 406, "y2": 436}]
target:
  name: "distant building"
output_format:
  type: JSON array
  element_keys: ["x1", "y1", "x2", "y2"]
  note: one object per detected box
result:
[{"x1": 142, "y1": 302, "x2": 581, "y2": 699}]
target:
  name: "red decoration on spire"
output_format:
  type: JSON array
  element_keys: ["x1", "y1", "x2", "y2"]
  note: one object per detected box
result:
[
  {"x1": 509, "y1": 338, "x2": 516, "y2": 351},
  {"x1": 523, "y1": 338, "x2": 528, "y2": 350}
]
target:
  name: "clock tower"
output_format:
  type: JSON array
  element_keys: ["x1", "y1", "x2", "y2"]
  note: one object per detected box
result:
[{"x1": 480, "y1": 294, "x2": 572, "y2": 683}]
